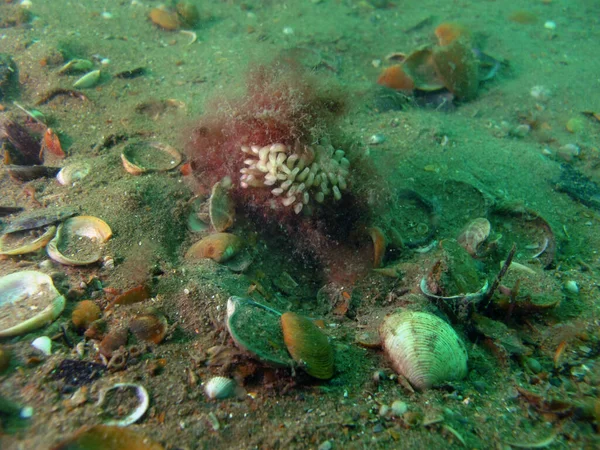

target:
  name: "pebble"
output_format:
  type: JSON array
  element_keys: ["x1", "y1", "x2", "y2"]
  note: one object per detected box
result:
[
  {"x1": 544, "y1": 20, "x2": 556, "y2": 30},
  {"x1": 378, "y1": 404, "x2": 389, "y2": 417}
]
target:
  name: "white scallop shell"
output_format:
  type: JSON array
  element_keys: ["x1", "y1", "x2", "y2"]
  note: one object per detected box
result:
[
  {"x1": 204, "y1": 376, "x2": 237, "y2": 400},
  {"x1": 380, "y1": 310, "x2": 468, "y2": 390}
]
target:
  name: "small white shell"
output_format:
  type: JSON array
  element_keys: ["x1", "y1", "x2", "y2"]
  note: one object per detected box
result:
[
  {"x1": 56, "y1": 162, "x2": 91, "y2": 186},
  {"x1": 96, "y1": 383, "x2": 149, "y2": 427},
  {"x1": 204, "y1": 376, "x2": 237, "y2": 400},
  {"x1": 380, "y1": 310, "x2": 468, "y2": 390},
  {"x1": 31, "y1": 336, "x2": 52, "y2": 355}
]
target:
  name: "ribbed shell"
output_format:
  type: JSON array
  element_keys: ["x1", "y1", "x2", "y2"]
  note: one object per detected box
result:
[
  {"x1": 380, "y1": 310, "x2": 468, "y2": 390},
  {"x1": 281, "y1": 312, "x2": 334, "y2": 380}
]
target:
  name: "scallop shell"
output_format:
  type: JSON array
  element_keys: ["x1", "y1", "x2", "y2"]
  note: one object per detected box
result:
[
  {"x1": 380, "y1": 310, "x2": 468, "y2": 390},
  {"x1": 457, "y1": 217, "x2": 491, "y2": 256},
  {"x1": 46, "y1": 216, "x2": 112, "y2": 265},
  {"x1": 204, "y1": 376, "x2": 237, "y2": 400},
  {"x1": 281, "y1": 312, "x2": 334, "y2": 380},
  {"x1": 121, "y1": 141, "x2": 181, "y2": 175},
  {"x1": 0, "y1": 271, "x2": 66, "y2": 337},
  {"x1": 185, "y1": 233, "x2": 242, "y2": 263}
]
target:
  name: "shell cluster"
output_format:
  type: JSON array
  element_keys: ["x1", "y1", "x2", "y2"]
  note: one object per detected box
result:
[
  {"x1": 239, "y1": 143, "x2": 350, "y2": 214},
  {"x1": 380, "y1": 310, "x2": 468, "y2": 390}
]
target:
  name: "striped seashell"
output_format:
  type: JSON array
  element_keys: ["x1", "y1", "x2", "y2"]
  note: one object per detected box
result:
[
  {"x1": 380, "y1": 310, "x2": 468, "y2": 390},
  {"x1": 457, "y1": 217, "x2": 490, "y2": 256},
  {"x1": 204, "y1": 376, "x2": 237, "y2": 400},
  {"x1": 281, "y1": 312, "x2": 334, "y2": 380}
]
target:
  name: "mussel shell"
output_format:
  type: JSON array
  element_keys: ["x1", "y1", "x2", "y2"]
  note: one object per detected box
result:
[
  {"x1": 0, "y1": 117, "x2": 42, "y2": 165},
  {"x1": 0, "y1": 270, "x2": 66, "y2": 337},
  {"x1": 2, "y1": 208, "x2": 76, "y2": 234},
  {"x1": 6, "y1": 164, "x2": 61, "y2": 182},
  {"x1": 46, "y1": 216, "x2": 112, "y2": 266},
  {"x1": 431, "y1": 38, "x2": 479, "y2": 101},
  {"x1": 380, "y1": 310, "x2": 468, "y2": 390},
  {"x1": 402, "y1": 47, "x2": 445, "y2": 92},
  {"x1": 281, "y1": 312, "x2": 334, "y2": 380},
  {"x1": 226, "y1": 296, "x2": 293, "y2": 368}
]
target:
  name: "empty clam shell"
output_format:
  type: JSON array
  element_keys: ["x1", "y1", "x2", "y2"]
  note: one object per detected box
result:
[
  {"x1": 380, "y1": 310, "x2": 468, "y2": 390},
  {"x1": 56, "y1": 162, "x2": 91, "y2": 185},
  {"x1": 0, "y1": 225, "x2": 56, "y2": 255},
  {"x1": 226, "y1": 296, "x2": 293, "y2": 368},
  {"x1": 97, "y1": 383, "x2": 149, "y2": 427},
  {"x1": 281, "y1": 312, "x2": 334, "y2": 380},
  {"x1": 0, "y1": 270, "x2": 66, "y2": 337},
  {"x1": 47, "y1": 216, "x2": 112, "y2": 265},
  {"x1": 121, "y1": 140, "x2": 182, "y2": 175}
]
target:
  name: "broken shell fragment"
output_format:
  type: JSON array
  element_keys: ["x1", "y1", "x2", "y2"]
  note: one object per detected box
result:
[
  {"x1": 46, "y1": 216, "x2": 112, "y2": 266},
  {"x1": 185, "y1": 233, "x2": 243, "y2": 263},
  {"x1": 0, "y1": 225, "x2": 56, "y2": 255},
  {"x1": 97, "y1": 383, "x2": 149, "y2": 427},
  {"x1": 380, "y1": 310, "x2": 468, "y2": 390},
  {"x1": 50, "y1": 425, "x2": 164, "y2": 450},
  {"x1": 121, "y1": 141, "x2": 182, "y2": 175},
  {"x1": 281, "y1": 312, "x2": 334, "y2": 380},
  {"x1": 0, "y1": 271, "x2": 66, "y2": 337},
  {"x1": 56, "y1": 162, "x2": 91, "y2": 185},
  {"x1": 73, "y1": 70, "x2": 101, "y2": 89},
  {"x1": 226, "y1": 296, "x2": 294, "y2": 368}
]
